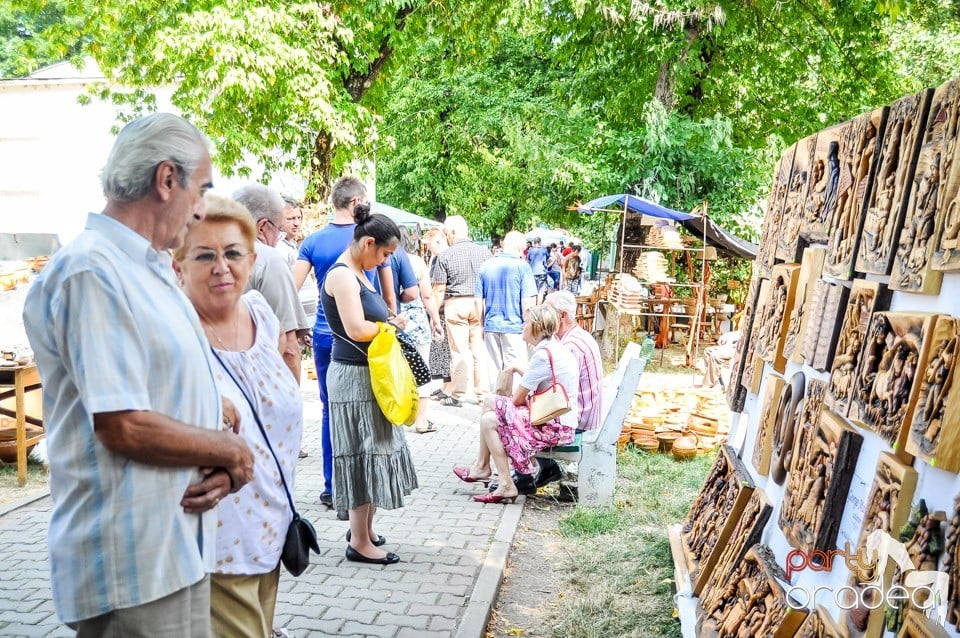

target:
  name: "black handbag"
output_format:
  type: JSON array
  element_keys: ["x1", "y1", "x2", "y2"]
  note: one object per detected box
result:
[
  {"x1": 395, "y1": 328, "x2": 432, "y2": 387},
  {"x1": 210, "y1": 348, "x2": 319, "y2": 577}
]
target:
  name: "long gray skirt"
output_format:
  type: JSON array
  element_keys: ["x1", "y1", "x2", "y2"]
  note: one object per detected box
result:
[{"x1": 327, "y1": 361, "x2": 419, "y2": 511}]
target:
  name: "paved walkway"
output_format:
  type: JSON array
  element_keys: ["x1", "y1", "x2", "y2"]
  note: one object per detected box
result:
[{"x1": 0, "y1": 385, "x2": 523, "y2": 637}]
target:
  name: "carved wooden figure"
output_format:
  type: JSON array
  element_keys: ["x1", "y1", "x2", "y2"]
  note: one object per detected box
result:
[
  {"x1": 898, "y1": 610, "x2": 951, "y2": 638},
  {"x1": 681, "y1": 446, "x2": 756, "y2": 587},
  {"x1": 857, "y1": 89, "x2": 934, "y2": 275},
  {"x1": 801, "y1": 124, "x2": 846, "y2": 245},
  {"x1": 826, "y1": 107, "x2": 889, "y2": 279},
  {"x1": 778, "y1": 135, "x2": 818, "y2": 263},
  {"x1": 741, "y1": 279, "x2": 771, "y2": 396},
  {"x1": 694, "y1": 488, "x2": 772, "y2": 598},
  {"x1": 887, "y1": 500, "x2": 945, "y2": 634},
  {"x1": 927, "y1": 79, "x2": 960, "y2": 273},
  {"x1": 907, "y1": 315, "x2": 960, "y2": 471},
  {"x1": 754, "y1": 263, "x2": 801, "y2": 374},
  {"x1": 757, "y1": 146, "x2": 797, "y2": 277},
  {"x1": 786, "y1": 248, "x2": 826, "y2": 363},
  {"x1": 891, "y1": 80, "x2": 960, "y2": 292},
  {"x1": 752, "y1": 374, "x2": 784, "y2": 477},
  {"x1": 770, "y1": 372, "x2": 805, "y2": 485},
  {"x1": 698, "y1": 544, "x2": 807, "y2": 638},
  {"x1": 844, "y1": 452, "x2": 919, "y2": 638},
  {"x1": 726, "y1": 277, "x2": 762, "y2": 412},
  {"x1": 848, "y1": 311, "x2": 939, "y2": 457},
  {"x1": 795, "y1": 606, "x2": 845, "y2": 638},
  {"x1": 827, "y1": 280, "x2": 890, "y2": 414},
  {"x1": 780, "y1": 408, "x2": 863, "y2": 552}
]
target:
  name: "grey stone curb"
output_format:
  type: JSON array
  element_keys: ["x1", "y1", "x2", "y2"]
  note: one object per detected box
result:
[
  {"x1": 0, "y1": 488, "x2": 49, "y2": 518},
  {"x1": 454, "y1": 495, "x2": 526, "y2": 638}
]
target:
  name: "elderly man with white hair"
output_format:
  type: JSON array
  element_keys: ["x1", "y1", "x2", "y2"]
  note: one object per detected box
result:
[
  {"x1": 233, "y1": 184, "x2": 310, "y2": 383},
  {"x1": 431, "y1": 215, "x2": 492, "y2": 405}
]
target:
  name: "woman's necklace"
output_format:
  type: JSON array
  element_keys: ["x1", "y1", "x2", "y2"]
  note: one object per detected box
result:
[{"x1": 204, "y1": 309, "x2": 242, "y2": 351}]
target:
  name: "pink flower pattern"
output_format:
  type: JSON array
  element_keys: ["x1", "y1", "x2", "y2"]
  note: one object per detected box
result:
[{"x1": 493, "y1": 396, "x2": 574, "y2": 475}]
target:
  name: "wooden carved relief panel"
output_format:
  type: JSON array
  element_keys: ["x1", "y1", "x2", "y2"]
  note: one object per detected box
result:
[
  {"x1": 752, "y1": 374, "x2": 784, "y2": 477},
  {"x1": 799, "y1": 279, "x2": 850, "y2": 373},
  {"x1": 681, "y1": 446, "x2": 755, "y2": 588},
  {"x1": 825, "y1": 107, "x2": 889, "y2": 279},
  {"x1": 827, "y1": 280, "x2": 890, "y2": 414},
  {"x1": 698, "y1": 544, "x2": 807, "y2": 638},
  {"x1": 694, "y1": 488, "x2": 772, "y2": 599},
  {"x1": 848, "y1": 311, "x2": 939, "y2": 456},
  {"x1": 794, "y1": 605, "x2": 844, "y2": 638},
  {"x1": 801, "y1": 124, "x2": 845, "y2": 245},
  {"x1": 943, "y1": 494, "x2": 960, "y2": 629},
  {"x1": 930, "y1": 78, "x2": 960, "y2": 273},
  {"x1": 785, "y1": 248, "x2": 826, "y2": 363},
  {"x1": 887, "y1": 500, "x2": 946, "y2": 635},
  {"x1": 779, "y1": 408, "x2": 863, "y2": 553},
  {"x1": 857, "y1": 89, "x2": 934, "y2": 275},
  {"x1": 754, "y1": 263, "x2": 801, "y2": 374},
  {"x1": 891, "y1": 80, "x2": 960, "y2": 293},
  {"x1": 907, "y1": 315, "x2": 960, "y2": 471},
  {"x1": 727, "y1": 277, "x2": 762, "y2": 412},
  {"x1": 741, "y1": 279, "x2": 771, "y2": 395},
  {"x1": 770, "y1": 372, "x2": 805, "y2": 485},
  {"x1": 843, "y1": 452, "x2": 919, "y2": 638},
  {"x1": 777, "y1": 135, "x2": 818, "y2": 263},
  {"x1": 898, "y1": 610, "x2": 951, "y2": 638},
  {"x1": 757, "y1": 146, "x2": 797, "y2": 277}
]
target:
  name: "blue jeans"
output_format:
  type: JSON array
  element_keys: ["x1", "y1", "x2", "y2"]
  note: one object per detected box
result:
[{"x1": 313, "y1": 331, "x2": 334, "y2": 495}]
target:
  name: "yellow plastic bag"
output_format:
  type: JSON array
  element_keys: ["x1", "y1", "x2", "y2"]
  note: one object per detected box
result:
[{"x1": 367, "y1": 322, "x2": 419, "y2": 426}]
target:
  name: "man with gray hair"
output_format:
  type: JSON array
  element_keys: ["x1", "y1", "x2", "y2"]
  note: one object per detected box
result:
[
  {"x1": 432, "y1": 215, "x2": 492, "y2": 405},
  {"x1": 24, "y1": 113, "x2": 254, "y2": 635},
  {"x1": 233, "y1": 184, "x2": 310, "y2": 382}
]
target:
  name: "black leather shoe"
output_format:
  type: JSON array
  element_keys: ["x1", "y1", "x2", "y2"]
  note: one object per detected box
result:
[
  {"x1": 345, "y1": 545, "x2": 400, "y2": 565},
  {"x1": 535, "y1": 459, "x2": 564, "y2": 488},
  {"x1": 346, "y1": 530, "x2": 386, "y2": 546},
  {"x1": 489, "y1": 472, "x2": 536, "y2": 495},
  {"x1": 319, "y1": 492, "x2": 333, "y2": 508}
]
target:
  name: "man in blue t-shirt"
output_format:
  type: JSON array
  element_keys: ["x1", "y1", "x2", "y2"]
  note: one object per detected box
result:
[
  {"x1": 294, "y1": 176, "x2": 376, "y2": 508},
  {"x1": 525, "y1": 236, "x2": 550, "y2": 299},
  {"x1": 478, "y1": 231, "x2": 537, "y2": 390}
]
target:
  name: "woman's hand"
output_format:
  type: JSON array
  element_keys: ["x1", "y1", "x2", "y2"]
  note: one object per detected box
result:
[
  {"x1": 390, "y1": 314, "x2": 409, "y2": 331},
  {"x1": 221, "y1": 397, "x2": 240, "y2": 433},
  {"x1": 181, "y1": 467, "x2": 232, "y2": 513}
]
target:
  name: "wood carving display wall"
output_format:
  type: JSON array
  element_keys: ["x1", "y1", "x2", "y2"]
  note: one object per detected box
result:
[
  {"x1": 907, "y1": 315, "x2": 960, "y2": 471},
  {"x1": 786, "y1": 248, "x2": 827, "y2": 363},
  {"x1": 891, "y1": 80, "x2": 960, "y2": 293},
  {"x1": 752, "y1": 375, "x2": 785, "y2": 477},
  {"x1": 825, "y1": 107, "x2": 889, "y2": 279},
  {"x1": 778, "y1": 135, "x2": 818, "y2": 263},
  {"x1": 757, "y1": 147, "x2": 797, "y2": 278},
  {"x1": 848, "y1": 312, "x2": 938, "y2": 454},
  {"x1": 681, "y1": 446, "x2": 756, "y2": 587},
  {"x1": 727, "y1": 278, "x2": 762, "y2": 412},
  {"x1": 794, "y1": 606, "x2": 844, "y2": 638},
  {"x1": 857, "y1": 89, "x2": 934, "y2": 276},
  {"x1": 780, "y1": 408, "x2": 863, "y2": 553},
  {"x1": 741, "y1": 279, "x2": 772, "y2": 395},
  {"x1": 754, "y1": 264, "x2": 801, "y2": 374},
  {"x1": 827, "y1": 281, "x2": 889, "y2": 414},
  {"x1": 699, "y1": 544, "x2": 807, "y2": 638},
  {"x1": 843, "y1": 452, "x2": 919, "y2": 638},
  {"x1": 801, "y1": 124, "x2": 845, "y2": 245},
  {"x1": 694, "y1": 489, "x2": 772, "y2": 598}
]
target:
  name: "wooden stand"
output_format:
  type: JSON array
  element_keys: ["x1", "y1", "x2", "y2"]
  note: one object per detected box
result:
[{"x1": 0, "y1": 363, "x2": 45, "y2": 487}]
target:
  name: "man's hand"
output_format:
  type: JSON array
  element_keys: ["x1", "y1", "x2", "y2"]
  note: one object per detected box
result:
[
  {"x1": 181, "y1": 467, "x2": 232, "y2": 513},
  {"x1": 221, "y1": 434, "x2": 255, "y2": 492},
  {"x1": 222, "y1": 397, "x2": 241, "y2": 434}
]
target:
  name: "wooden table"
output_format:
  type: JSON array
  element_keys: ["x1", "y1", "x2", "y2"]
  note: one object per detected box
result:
[{"x1": 0, "y1": 363, "x2": 44, "y2": 486}]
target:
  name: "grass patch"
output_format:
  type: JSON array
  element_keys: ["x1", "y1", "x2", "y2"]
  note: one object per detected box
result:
[
  {"x1": 0, "y1": 455, "x2": 49, "y2": 506},
  {"x1": 544, "y1": 448, "x2": 716, "y2": 638}
]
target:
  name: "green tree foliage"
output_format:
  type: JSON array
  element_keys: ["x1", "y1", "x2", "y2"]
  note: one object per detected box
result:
[{"x1": 0, "y1": 1, "x2": 81, "y2": 77}]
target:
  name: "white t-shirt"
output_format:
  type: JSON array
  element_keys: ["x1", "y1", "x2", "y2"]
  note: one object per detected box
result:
[{"x1": 520, "y1": 338, "x2": 580, "y2": 430}]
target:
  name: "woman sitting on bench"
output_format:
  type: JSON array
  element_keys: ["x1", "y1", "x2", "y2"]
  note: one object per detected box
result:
[{"x1": 452, "y1": 305, "x2": 579, "y2": 504}]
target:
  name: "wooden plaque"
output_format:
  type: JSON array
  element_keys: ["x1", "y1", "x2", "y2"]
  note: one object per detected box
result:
[
  {"x1": 754, "y1": 263, "x2": 801, "y2": 373},
  {"x1": 898, "y1": 610, "x2": 950, "y2": 638},
  {"x1": 825, "y1": 106, "x2": 889, "y2": 279},
  {"x1": 694, "y1": 488, "x2": 772, "y2": 599},
  {"x1": 698, "y1": 544, "x2": 808, "y2": 638},
  {"x1": 740, "y1": 279, "x2": 771, "y2": 396},
  {"x1": 795, "y1": 605, "x2": 845, "y2": 638},
  {"x1": 681, "y1": 446, "x2": 756, "y2": 589},
  {"x1": 942, "y1": 494, "x2": 960, "y2": 629},
  {"x1": 801, "y1": 124, "x2": 846, "y2": 245},
  {"x1": 786, "y1": 248, "x2": 827, "y2": 363},
  {"x1": 800, "y1": 278, "x2": 830, "y2": 364},
  {"x1": 826, "y1": 280, "x2": 890, "y2": 414},
  {"x1": 778, "y1": 134, "x2": 819, "y2": 263},
  {"x1": 930, "y1": 78, "x2": 960, "y2": 273},
  {"x1": 812, "y1": 282, "x2": 851, "y2": 372},
  {"x1": 848, "y1": 311, "x2": 940, "y2": 457},
  {"x1": 727, "y1": 277, "x2": 762, "y2": 412},
  {"x1": 752, "y1": 374, "x2": 785, "y2": 477},
  {"x1": 857, "y1": 89, "x2": 934, "y2": 275},
  {"x1": 770, "y1": 372, "x2": 805, "y2": 485},
  {"x1": 758, "y1": 146, "x2": 797, "y2": 277},
  {"x1": 907, "y1": 315, "x2": 960, "y2": 471},
  {"x1": 780, "y1": 407, "x2": 863, "y2": 552}
]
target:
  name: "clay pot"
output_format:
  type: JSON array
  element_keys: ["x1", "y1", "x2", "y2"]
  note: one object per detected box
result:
[
  {"x1": 657, "y1": 431, "x2": 681, "y2": 453},
  {"x1": 638, "y1": 438, "x2": 659, "y2": 453},
  {"x1": 672, "y1": 432, "x2": 699, "y2": 461}
]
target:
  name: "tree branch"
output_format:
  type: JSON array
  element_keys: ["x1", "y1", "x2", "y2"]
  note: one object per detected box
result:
[{"x1": 343, "y1": 3, "x2": 416, "y2": 102}]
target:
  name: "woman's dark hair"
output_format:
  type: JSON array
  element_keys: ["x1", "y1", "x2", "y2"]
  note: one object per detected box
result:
[{"x1": 353, "y1": 207, "x2": 401, "y2": 246}]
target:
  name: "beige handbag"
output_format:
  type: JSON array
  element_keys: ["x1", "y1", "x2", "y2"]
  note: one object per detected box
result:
[{"x1": 529, "y1": 347, "x2": 572, "y2": 426}]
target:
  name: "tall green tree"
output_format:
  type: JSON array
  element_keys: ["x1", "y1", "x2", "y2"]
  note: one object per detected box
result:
[{"x1": 0, "y1": 1, "x2": 81, "y2": 77}]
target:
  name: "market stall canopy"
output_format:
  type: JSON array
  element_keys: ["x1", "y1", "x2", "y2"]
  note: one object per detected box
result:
[
  {"x1": 371, "y1": 202, "x2": 443, "y2": 229},
  {"x1": 577, "y1": 194, "x2": 758, "y2": 260}
]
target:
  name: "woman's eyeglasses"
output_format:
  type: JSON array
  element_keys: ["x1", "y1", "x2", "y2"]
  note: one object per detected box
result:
[{"x1": 188, "y1": 249, "x2": 251, "y2": 263}]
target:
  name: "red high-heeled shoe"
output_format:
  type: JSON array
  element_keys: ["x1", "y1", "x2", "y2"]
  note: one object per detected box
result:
[
  {"x1": 453, "y1": 466, "x2": 492, "y2": 484},
  {"x1": 472, "y1": 492, "x2": 518, "y2": 504}
]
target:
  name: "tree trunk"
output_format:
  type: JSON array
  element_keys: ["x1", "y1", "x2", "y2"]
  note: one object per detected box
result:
[{"x1": 308, "y1": 130, "x2": 334, "y2": 203}]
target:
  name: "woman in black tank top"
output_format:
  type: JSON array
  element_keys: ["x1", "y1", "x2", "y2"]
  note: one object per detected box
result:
[{"x1": 320, "y1": 203, "x2": 419, "y2": 566}]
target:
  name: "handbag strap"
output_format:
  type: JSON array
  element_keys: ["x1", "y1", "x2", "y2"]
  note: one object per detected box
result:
[
  {"x1": 543, "y1": 344, "x2": 559, "y2": 386},
  {"x1": 209, "y1": 347, "x2": 300, "y2": 519}
]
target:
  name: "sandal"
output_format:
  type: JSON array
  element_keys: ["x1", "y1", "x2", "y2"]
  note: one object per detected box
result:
[
  {"x1": 439, "y1": 395, "x2": 461, "y2": 407},
  {"x1": 415, "y1": 421, "x2": 438, "y2": 433}
]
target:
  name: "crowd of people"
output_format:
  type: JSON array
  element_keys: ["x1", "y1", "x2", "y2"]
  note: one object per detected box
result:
[{"x1": 23, "y1": 113, "x2": 603, "y2": 637}]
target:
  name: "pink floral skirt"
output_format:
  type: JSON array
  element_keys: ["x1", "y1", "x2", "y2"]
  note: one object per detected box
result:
[{"x1": 494, "y1": 396, "x2": 575, "y2": 475}]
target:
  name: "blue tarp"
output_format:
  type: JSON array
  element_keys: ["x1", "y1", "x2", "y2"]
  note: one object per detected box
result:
[{"x1": 578, "y1": 194, "x2": 696, "y2": 222}]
